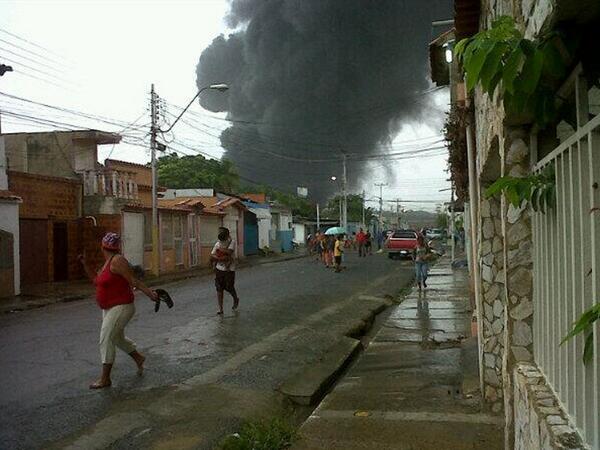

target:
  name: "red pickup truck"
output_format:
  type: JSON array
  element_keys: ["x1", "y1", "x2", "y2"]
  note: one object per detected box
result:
[{"x1": 386, "y1": 230, "x2": 419, "y2": 259}]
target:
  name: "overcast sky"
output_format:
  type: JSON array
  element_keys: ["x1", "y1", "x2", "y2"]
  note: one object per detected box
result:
[{"x1": 0, "y1": 0, "x2": 451, "y2": 211}]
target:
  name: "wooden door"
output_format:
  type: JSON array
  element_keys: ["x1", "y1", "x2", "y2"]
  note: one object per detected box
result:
[
  {"x1": 19, "y1": 219, "x2": 48, "y2": 285},
  {"x1": 53, "y1": 222, "x2": 68, "y2": 281}
]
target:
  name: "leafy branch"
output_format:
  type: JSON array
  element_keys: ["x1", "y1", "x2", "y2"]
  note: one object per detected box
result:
[
  {"x1": 484, "y1": 164, "x2": 556, "y2": 212},
  {"x1": 561, "y1": 303, "x2": 599, "y2": 364},
  {"x1": 455, "y1": 16, "x2": 570, "y2": 127}
]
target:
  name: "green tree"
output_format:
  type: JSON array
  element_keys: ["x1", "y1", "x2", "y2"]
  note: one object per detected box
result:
[
  {"x1": 156, "y1": 153, "x2": 239, "y2": 192},
  {"x1": 241, "y1": 183, "x2": 315, "y2": 217},
  {"x1": 436, "y1": 213, "x2": 448, "y2": 229},
  {"x1": 324, "y1": 194, "x2": 373, "y2": 222}
]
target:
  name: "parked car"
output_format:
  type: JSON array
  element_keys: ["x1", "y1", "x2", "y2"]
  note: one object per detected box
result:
[
  {"x1": 426, "y1": 228, "x2": 445, "y2": 240},
  {"x1": 386, "y1": 229, "x2": 418, "y2": 259}
]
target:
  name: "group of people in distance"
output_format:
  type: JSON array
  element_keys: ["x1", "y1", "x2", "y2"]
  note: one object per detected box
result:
[
  {"x1": 308, "y1": 227, "x2": 374, "y2": 273},
  {"x1": 309, "y1": 232, "x2": 346, "y2": 272}
]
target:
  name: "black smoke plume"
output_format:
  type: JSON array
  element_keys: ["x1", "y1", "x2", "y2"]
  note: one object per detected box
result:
[{"x1": 196, "y1": 0, "x2": 452, "y2": 200}]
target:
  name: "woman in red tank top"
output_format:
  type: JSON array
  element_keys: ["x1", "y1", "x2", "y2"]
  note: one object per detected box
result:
[{"x1": 79, "y1": 232, "x2": 158, "y2": 389}]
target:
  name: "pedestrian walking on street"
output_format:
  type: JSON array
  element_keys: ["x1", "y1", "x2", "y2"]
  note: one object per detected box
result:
[
  {"x1": 413, "y1": 234, "x2": 431, "y2": 290},
  {"x1": 325, "y1": 235, "x2": 335, "y2": 268},
  {"x1": 211, "y1": 227, "x2": 240, "y2": 315},
  {"x1": 315, "y1": 232, "x2": 324, "y2": 262},
  {"x1": 356, "y1": 228, "x2": 367, "y2": 257},
  {"x1": 79, "y1": 232, "x2": 158, "y2": 389},
  {"x1": 365, "y1": 231, "x2": 373, "y2": 255},
  {"x1": 377, "y1": 230, "x2": 385, "y2": 252},
  {"x1": 334, "y1": 234, "x2": 344, "y2": 272}
]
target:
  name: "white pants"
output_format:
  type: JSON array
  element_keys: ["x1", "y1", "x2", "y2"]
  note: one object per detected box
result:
[{"x1": 99, "y1": 303, "x2": 136, "y2": 364}]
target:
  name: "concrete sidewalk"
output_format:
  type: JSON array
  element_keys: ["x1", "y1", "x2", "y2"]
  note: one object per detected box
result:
[
  {"x1": 292, "y1": 257, "x2": 505, "y2": 450},
  {"x1": 0, "y1": 251, "x2": 308, "y2": 314}
]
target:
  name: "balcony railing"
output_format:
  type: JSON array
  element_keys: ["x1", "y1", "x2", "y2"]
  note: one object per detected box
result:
[{"x1": 82, "y1": 169, "x2": 138, "y2": 200}]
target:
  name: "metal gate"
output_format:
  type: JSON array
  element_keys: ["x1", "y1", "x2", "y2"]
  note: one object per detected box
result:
[{"x1": 531, "y1": 66, "x2": 599, "y2": 448}]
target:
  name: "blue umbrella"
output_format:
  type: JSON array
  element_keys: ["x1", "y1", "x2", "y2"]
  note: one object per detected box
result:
[{"x1": 324, "y1": 226, "x2": 345, "y2": 235}]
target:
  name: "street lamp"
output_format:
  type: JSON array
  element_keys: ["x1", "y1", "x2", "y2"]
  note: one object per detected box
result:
[
  {"x1": 150, "y1": 82, "x2": 228, "y2": 276},
  {"x1": 330, "y1": 176, "x2": 343, "y2": 224},
  {"x1": 161, "y1": 83, "x2": 229, "y2": 133},
  {"x1": 443, "y1": 42, "x2": 453, "y2": 63}
]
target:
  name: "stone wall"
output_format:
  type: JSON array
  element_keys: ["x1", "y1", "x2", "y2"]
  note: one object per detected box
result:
[
  {"x1": 513, "y1": 363, "x2": 583, "y2": 450},
  {"x1": 500, "y1": 129, "x2": 536, "y2": 448},
  {"x1": 472, "y1": 2, "x2": 580, "y2": 449},
  {"x1": 479, "y1": 192, "x2": 506, "y2": 414}
]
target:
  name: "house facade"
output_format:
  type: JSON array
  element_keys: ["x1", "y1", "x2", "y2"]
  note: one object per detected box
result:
[
  {"x1": 1, "y1": 130, "x2": 205, "y2": 287},
  {"x1": 242, "y1": 194, "x2": 272, "y2": 250},
  {"x1": 198, "y1": 196, "x2": 246, "y2": 259},
  {"x1": 435, "y1": 1, "x2": 600, "y2": 449},
  {"x1": 3, "y1": 130, "x2": 122, "y2": 285},
  {"x1": 270, "y1": 204, "x2": 293, "y2": 252},
  {"x1": 0, "y1": 136, "x2": 21, "y2": 296}
]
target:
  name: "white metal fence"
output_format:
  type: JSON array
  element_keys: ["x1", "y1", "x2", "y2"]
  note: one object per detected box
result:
[{"x1": 532, "y1": 86, "x2": 600, "y2": 447}]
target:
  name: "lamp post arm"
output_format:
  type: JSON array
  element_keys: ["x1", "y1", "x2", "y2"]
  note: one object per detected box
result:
[{"x1": 160, "y1": 86, "x2": 208, "y2": 134}]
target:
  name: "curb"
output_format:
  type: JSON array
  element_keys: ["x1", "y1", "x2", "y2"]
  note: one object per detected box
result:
[
  {"x1": 0, "y1": 253, "x2": 309, "y2": 315},
  {"x1": 278, "y1": 297, "x2": 393, "y2": 407},
  {"x1": 279, "y1": 336, "x2": 362, "y2": 406}
]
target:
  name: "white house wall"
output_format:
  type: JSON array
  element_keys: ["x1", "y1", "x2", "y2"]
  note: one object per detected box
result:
[
  {"x1": 292, "y1": 223, "x2": 306, "y2": 244},
  {"x1": 279, "y1": 213, "x2": 292, "y2": 230},
  {"x1": 248, "y1": 206, "x2": 271, "y2": 249}
]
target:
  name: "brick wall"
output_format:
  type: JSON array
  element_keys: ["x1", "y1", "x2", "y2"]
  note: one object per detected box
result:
[
  {"x1": 8, "y1": 171, "x2": 81, "y2": 220},
  {"x1": 137, "y1": 187, "x2": 153, "y2": 208}
]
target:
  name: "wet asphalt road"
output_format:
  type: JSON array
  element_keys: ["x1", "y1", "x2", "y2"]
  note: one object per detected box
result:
[{"x1": 0, "y1": 252, "x2": 414, "y2": 449}]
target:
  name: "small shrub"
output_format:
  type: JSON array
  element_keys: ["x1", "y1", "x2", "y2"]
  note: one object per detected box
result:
[{"x1": 218, "y1": 418, "x2": 297, "y2": 450}]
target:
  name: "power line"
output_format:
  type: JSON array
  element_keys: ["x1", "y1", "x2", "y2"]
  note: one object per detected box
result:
[
  {"x1": 106, "y1": 111, "x2": 149, "y2": 160},
  {"x1": 0, "y1": 54, "x2": 73, "y2": 85},
  {"x1": 0, "y1": 27, "x2": 71, "y2": 61},
  {"x1": 164, "y1": 111, "x2": 446, "y2": 163},
  {"x1": 0, "y1": 91, "x2": 151, "y2": 130},
  {"x1": 6, "y1": 67, "x2": 71, "y2": 90},
  {"x1": 0, "y1": 44, "x2": 67, "y2": 75},
  {"x1": 177, "y1": 107, "x2": 446, "y2": 155}
]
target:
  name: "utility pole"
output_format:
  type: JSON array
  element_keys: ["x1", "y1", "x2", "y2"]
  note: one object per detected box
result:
[
  {"x1": 316, "y1": 203, "x2": 320, "y2": 231},
  {"x1": 342, "y1": 153, "x2": 347, "y2": 230},
  {"x1": 150, "y1": 84, "x2": 160, "y2": 276},
  {"x1": 361, "y1": 189, "x2": 366, "y2": 228},
  {"x1": 375, "y1": 183, "x2": 387, "y2": 232}
]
